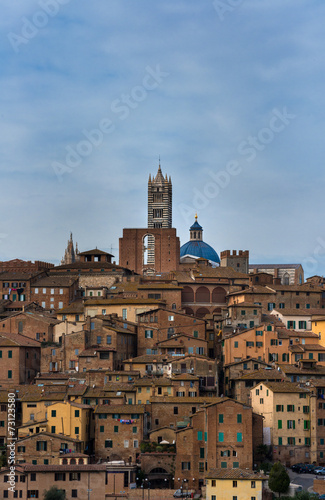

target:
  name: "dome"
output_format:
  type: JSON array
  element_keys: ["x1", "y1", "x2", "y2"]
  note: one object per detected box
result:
[
  {"x1": 180, "y1": 215, "x2": 220, "y2": 264},
  {"x1": 180, "y1": 240, "x2": 220, "y2": 263}
]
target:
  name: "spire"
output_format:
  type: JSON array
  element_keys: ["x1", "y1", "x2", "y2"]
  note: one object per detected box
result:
[{"x1": 148, "y1": 173, "x2": 151, "y2": 183}]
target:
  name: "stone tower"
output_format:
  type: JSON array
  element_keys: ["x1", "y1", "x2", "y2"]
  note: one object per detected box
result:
[{"x1": 148, "y1": 163, "x2": 172, "y2": 229}]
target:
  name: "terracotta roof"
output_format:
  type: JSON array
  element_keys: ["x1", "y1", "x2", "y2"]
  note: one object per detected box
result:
[
  {"x1": 228, "y1": 286, "x2": 275, "y2": 296},
  {"x1": 134, "y1": 378, "x2": 172, "y2": 387},
  {"x1": 207, "y1": 468, "x2": 268, "y2": 480},
  {"x1": 124, "y1": 354, "x2": 173, "y2": 363},
  {"x1": 79, "y1": 249, "x2": 113, "y2": 256},
  {"x1": 21, "y1": 464, "x2": 107, "y2": 472},
  {"x1": 150, "y1": 396, "x2": 221, "y2": 404},
  {"x1": 84, "y1": 298, "x2": 166, "y2": 306},
  {"x1": 262, "y1": 382, "x2": 310, "y2": 393},
  {"x1": 16, "y1": 431, "x2": 81, "y2": 443},
  {"x1": 57, "y1": 300, "x2": 84, "y2": 314},
  {"x1": 53, "y1": 262, "x2": 127, "y2": 271},
  {"x1": 277, "y1": 363, "x2": 325, "y2": 375},
  {"x1": 0, "y1": 272, "x2": 36, "y2": 280},
  {"x1": 94, "y1": 404, "x2": 145, "y2": 414},
  {"x1": 171, "y1": 374, "x2": 200, "y2": 381},
  {"x1": 103, "y1": 383, "x2": 136, "y2": 392},
  {"x1": 32, "y1": 276, "x2": 78, "y2": 287},
  {"x1": 0, "y1": 332, "x2": 41, "y2": 347},
  {"x1": 224, "y1": 358, "x2": 271, "y2": 368},
  {"x1": 239, "y1": 368, "x2": 284, "y2": 381}
]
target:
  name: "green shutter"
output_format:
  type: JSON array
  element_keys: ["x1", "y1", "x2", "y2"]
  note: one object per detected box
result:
[
  {"x1": 278, "y1": 420, "x2": 282, "y2": 429},
  {"x1": 219, "y1": 414, "x2": 223, "y2": 423},
  {"x1": 197, "y1": 431, "x2": 203, "y2": 441},
  {"x1": 278, "y1": 437, "x2": 282, "y2": 445},
  {"x1": 219, "y1": 432, "x2": 224, "y2": 443}
]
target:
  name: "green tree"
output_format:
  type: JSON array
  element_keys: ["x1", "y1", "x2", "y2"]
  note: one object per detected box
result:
[
  {"x1": 268, "y1": 462, "x2": 290, "y2": 498},
  {"x1": 43, "y1": 486, "x2": 66, "y2": 500}
]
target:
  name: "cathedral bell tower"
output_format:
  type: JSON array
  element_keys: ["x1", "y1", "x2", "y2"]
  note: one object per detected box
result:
[{"x1": 148, "y1": 163, "x2": 172, "y2": 229}]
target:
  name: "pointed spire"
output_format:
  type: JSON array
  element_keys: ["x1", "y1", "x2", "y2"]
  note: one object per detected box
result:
[{"x1": 149, "y1": 173, "x2": 151, "y2": 183}]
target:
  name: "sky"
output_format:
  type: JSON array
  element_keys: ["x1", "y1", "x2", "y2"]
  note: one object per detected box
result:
[{"x1": 1, "y1": 0, "x2": 325, "y2": 277}]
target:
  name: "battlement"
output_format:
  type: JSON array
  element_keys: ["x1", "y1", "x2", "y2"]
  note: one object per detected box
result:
[{"x1": 220, "y1": 250, "x2": 249, "y2": 258}]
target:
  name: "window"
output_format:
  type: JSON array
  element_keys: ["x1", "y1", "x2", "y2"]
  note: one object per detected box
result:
[
  {"x1": 51, "y1": 410, "x2": 56, "y2": 417},
  {"x1": 36, "y1": 441, "x2": 47, "y2": 451},
  {"x1": 72, "y1": 491, "x2": 78, "y2": 498},
  {"x1": 276, "y1": 405, "x2": 284, "y2": 412},
  {"x1": 219, "y1": 414, "x2": 223, "y2": 423},
  {"x1": 97, "y1": 336, "x2": 102, "y2": 344},
  {"x1": 233, "y1": 463, "x2": 239, "y2": 468},
  {"x1": 124, "y1": 440, "x2": 129, "y2": 448},
  {"x1": 168, "y1": 315, "x2": 174, "y2": 321},
  {"x1": 145, "y1": 330, "x2": 153, "y2": 338},
  {"x1": 69, "y1": 472, "x2": 80, "y2": 481},
  {"x1": 299, "y1": 321, "x2": 307, "y2": 329},
  {"x1": 75, "y1": 427, "x2": 79, "y2": 435},
  {"x1": 105, "y1": 439, "x2": 113, "y2": 448},
  {"x1": 278, "y1": 437, "x2": 282, "y2": 445},
  {"x1": 218, "y1": 432, "x2": 224, "y2": 443},
  {"x1": 246, "y1": 342, "x2": 254, "y2": 347},
  {"x1": 197, "y1": 431, "x2": 203, "y2": 440},
  {"x1": 287, "y1": 405, "x2": 295, "y2": 412},
  {"x1": 181, "y1": 462, "x2": 191, "y2": 470},
  {"x1": 234, "y1": 341, "x2": 238, "y2": 348},
  {"x1": 237, "y1": 432, "x2": 242, "y2": 443},
  {"x1": 278, "y1": 420, "x2": 282, "y2": 429},
  {"x1": 233, "y1": 481, "x2": 237, "y2": 487},
  {"x1": 75, "y1": 410, "x2": 80, "y2": 418},
  {"x1": 114, "y1": 426, "x2": 118, "y2": 433},
  {"x1": 174, "y1": 407, "x2": 178, "y2": 415},
  {"x1": 200, "y1": 447, "x2": 204, "y2": 459},
  {"x1": 221, "y1": 462, "x2": 227, "y2": 468},
  {"x1": 54, "y1": 473, "x2": 66, "y2": 481},
  {"x1": 132, "y1": 427, "x2": 137, "y2": 434},
  {"x1": 251, "y1": 481, "x2": 256, "y2": 488},
  {"x1": 288, "y1": 437, "x2": 295, "y2": 445},
  {"x1": 8, "y1": 370, "x2": 12, "y2": 379},
  {"x1": 287, "y1": 420, "x2": 295, "y2": 429}
]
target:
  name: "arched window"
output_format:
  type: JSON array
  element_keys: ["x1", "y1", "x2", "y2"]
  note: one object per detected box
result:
[
  {"x1": 195, "y1": 307, "x2": 210, "y2": 318},
  {"x1": 195, "y1": 286, "x2": 210, "y2": 303},
  {"x1": 212, "y1": 287, "x2": 226, "y2": 303},
  {"x1": 181, "y1": 286, "x2": 194, "y2": 302},
  {"x1": 78, "y1": 458, "x2": 84, "y2": 464},
  {"x1": 18, "y1": 321, "x2": 23, "y2": 333},
  {"x1": 70, "y1": 458, "x2": 76, "y2": 464}
]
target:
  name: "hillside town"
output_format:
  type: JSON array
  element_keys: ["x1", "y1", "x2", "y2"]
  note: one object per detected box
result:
[{"x1": 1, "y1": 166, "x2": 325, "y2": 499}]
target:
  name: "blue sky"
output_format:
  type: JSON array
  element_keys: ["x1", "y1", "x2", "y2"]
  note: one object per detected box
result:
[{"x1": 1, "y1": 0, "x2": 325, "y2": 277}]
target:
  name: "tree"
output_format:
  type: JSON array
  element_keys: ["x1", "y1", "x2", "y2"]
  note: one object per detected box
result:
[
  {"x1": 268, "y1": 462, "x2": 290, "y2": 498},
  {"x1": 43, "y1": 487, "x2": 66, "y2": 500}
]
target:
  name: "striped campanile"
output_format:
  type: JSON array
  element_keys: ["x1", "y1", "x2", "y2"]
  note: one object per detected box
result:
[
  {"x1": 148, "y1": 163, "x2": 172, "y2": 229},
  {"x1": 146, "y1": 163, "x2": 172, "y2": 266}
]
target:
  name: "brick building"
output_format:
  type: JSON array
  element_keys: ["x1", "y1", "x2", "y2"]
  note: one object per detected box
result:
[
  {"x1": 30, "y1": 275, "x2": 79, "y2": 311},
  {"x1": 174, "y1": 398, "x2": 261, "y2": 490},
  {"x1": 0, "y1": 463, "x2": 108, "y2": 499},
  {"x1": 94, "y1": 404, "x2": 145, "y2": 462},
  {"x1": 0, "y1": 333, "x2": 40, "y2": 386},
  {"x1": 119, "y1": 227, "x2": 180, "y2": 275},
  {"x1": 148, "y1": 396, "x2": 220, "y2": 433},
  {"x1": 137, "y1": 308, "x2": 206, "y2": 356},
  {"x1": 15, "y1": 431, "x2": 83, "y2": 465},
  {"x1": 1, "y1": 311, "x2": 60, "y2": 343},
  {"x1": 250, "y1": 381, "x2": 311, "y2": 466}
]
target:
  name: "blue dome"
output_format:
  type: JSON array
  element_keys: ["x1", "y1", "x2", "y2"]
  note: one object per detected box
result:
[{"x1": 180, "y1": 240, "x2": 220, "y2": 264}]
